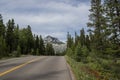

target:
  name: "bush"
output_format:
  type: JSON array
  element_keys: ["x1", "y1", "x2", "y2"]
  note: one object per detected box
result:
[
  {"x1": 17, "y1": 46, "x2": 21, "y2": 57},
  {"x1": 74, "y1": 44, "x2": 82, "y2": 61},
  {"x1": 82, "y1": 46, "x2": 89, "y2": 57},
  {"x1": 66, "y1": 48, "x2": 73, "y2": 57}
]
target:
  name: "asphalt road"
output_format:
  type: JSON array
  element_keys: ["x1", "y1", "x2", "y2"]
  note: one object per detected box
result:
[{"x1": 0, "y1": 56, "x2": 72, "y2": 80}]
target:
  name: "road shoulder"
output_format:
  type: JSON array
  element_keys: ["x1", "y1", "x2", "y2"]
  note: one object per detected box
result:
[{"x1": 65, "y1": 57, "x2": 76, "y2": 80}]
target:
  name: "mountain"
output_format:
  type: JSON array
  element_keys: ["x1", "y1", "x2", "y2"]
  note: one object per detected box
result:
[
  {"x1": 44, "y1": 35, "x2": 64, "y2": 44},
  {"x1": 44, "y1": 35, "x2": 66, "y2": 54}
]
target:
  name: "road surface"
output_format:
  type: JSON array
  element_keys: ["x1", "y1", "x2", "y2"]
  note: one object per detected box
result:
[{"x1": 0, "y1": 56, "x2": 72, "y2": 80}]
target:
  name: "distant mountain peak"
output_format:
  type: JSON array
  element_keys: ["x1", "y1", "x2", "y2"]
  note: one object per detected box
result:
[
  {"x1": 44, "y1": 35, "x2": 66, "y2": 53},
  {"x1": 44, "y1": 35, "x2": 64, "y2": 44}
]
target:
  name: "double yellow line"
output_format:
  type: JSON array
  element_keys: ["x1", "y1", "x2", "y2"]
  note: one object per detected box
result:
[{"x1": 0, "y1": 58, "x2": 40, "y2": 77}]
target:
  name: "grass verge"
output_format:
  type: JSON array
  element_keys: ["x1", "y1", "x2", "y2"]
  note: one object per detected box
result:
[
  {"x1": 65, "y1": 56, "x2": 96, "y2": 80},
  {"x1": 65, "y1": 56, "x2": 120, "y2": 80}
]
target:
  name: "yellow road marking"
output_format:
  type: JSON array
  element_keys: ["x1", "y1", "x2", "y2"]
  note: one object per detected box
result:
[{"x1": 0, "y1": 57, "x2": 40, "y2": 77}]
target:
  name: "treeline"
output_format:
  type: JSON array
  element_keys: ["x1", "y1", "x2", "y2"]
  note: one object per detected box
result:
[
  {"x1": 66, "y1": 0, "x2": 120, "y2": 79},
  {"x1": 0, "y1": 14, "x2": 55, "y2": 58},
  {"x1": 66, "y1": 29, "x2": 90, "y2": 62}
]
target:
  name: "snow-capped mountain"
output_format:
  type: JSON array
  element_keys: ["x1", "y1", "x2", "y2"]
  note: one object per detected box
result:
[{"x1": 44, "y1": 35, "x2": 66, "y2": 53}]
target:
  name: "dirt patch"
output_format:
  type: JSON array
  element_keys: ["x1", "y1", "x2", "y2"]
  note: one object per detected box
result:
[{"x1": 81, "y1": 66, "x2": 105, "y2": 80}]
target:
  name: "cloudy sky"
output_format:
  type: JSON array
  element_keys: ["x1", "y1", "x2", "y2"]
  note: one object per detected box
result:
[{"x1": 0, "y1": 0, "x2": 90, "y2": 41}]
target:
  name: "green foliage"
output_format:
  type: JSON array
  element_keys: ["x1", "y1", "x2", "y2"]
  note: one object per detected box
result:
[
  {"x1": 16, "y1": 45, "x2": 21, "y2": 57},
  {"x1": 0, "y1": 14, "x2": 50, "y2": 58},
  {"x1": 65, "y1": 0, "x2": 120, "y2": 79},
  {"x1": 66, "y1": 48, "x2": 73, "y2": 57},
  {"x1": 18, "y1": 26, "x2": 34, "y2": 54},
  {"x1": 85, "y1": 35, "x2": 91, "y2": 51},
  {"x1": 0, "y1": 36, "x2": 7, "y2": 58},
  {"x1": 31, "y1": 48, "x2": 35, "y2": 55},
  {"x1": 19, "y1": 28, "x2": 28, "y2": 54},
  {"x1": 0, "y1": 14, "x2": 5, "y2": 38},
  {"x1": 82, "y1": 46, "x2": 89, "y2": 57},
  {"x1": 6, "y1": 19, "x2": 15, "y2": 53},
  {"x1": 75, "y1": 31, "x2": 79, "y2": 46},
  {"x1": 45, "y1": 43, "x2": 55, "y2": 55},
  {"x1": 104, "y1": 0, "x2": 120, "y2": 44},
  {"x1": 87, "y1": 0, "x2": 107, "y2": 53},
  {"x1": 34, "y1": 35, "x2": 39, "y2": 54},
  {"x1": 26, "y1": 25, "x2": 34, "y2": 53},
  {"x1": 36, "y1": 48, "x2": 39, "y2": 55},
  {"x1": 67, "y1": 32, "x2": 74, "y2": 48},
  {"x1": 80, "y1": 28, "x2": 86, "y2": 47},
  {"x1": 74, "y1": 43, "x2": 82, "y2": 62},
  {"x1": 74, "y1": 44, "x2": 89, "y2": 62},
  {"x1": 66, "y1": 56, "x2": 96, "y2": 80},
  {"x1": 39, "y1": 35, "x2": 45, "y2": 55},
  {"x1": 13, "y1": 25, "x2": 19, "y2": 50}
]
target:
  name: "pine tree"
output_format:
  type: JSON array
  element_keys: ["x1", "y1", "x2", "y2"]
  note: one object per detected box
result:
[
  {"x1": 104, "y1": 0, "x2": 120, "y2": 57},
  {"x1": 39, "y1": 35, "x2": 45, "y2": 55},
  {"x1": 13, "y1": 24, "x2": 19, "y2": 50},
  {"x1": 66, "y1": 48, "x2": 73, "y2": 58},
  {"x1": 0, "y1": 14, "x2": 5, "y2": 38},
  {"x1": 36, "y1": 48, "x2": 39, "y2": 55},
  {"x1": 85, "y1": 35, "x2": 91, "y2": 51},
  {"x1": 74, "y1": 43, "x2": 82, "y2": 62},
  {"x1": 6, "y1": 19, "x2": 15, "y2": 53},
  {"x1": 19, "y1": 28, "x2": 27, "y2": 54},
  {"x1": 26, "y1": 25, "x2": 34, "y2": 53},
  {"x1": 0, "y1": 36, "x2": 7, "y2": 58},
  {"x1": 0, "y1": 14, "x2": 6, "y2": 58},
  {"x1": 16, "y1": 45, "x2": 21, "y2": 57},
  {"x1": 80, "y1": 28, "x2": 85, "y2": 47},
  {"x1": 67, "y1": 32, "x2": 74, "y2": 48},
  {"x1": 87, "y1": 0, "x2": 105, "y2": 52},
  {"x1": 45, "y1": 43, "x2": 55, "y2": 56},
  {"x1": 75, "y1": 31, "x2": 79, "y2": 47},
  {"x1": 34, "y1": 35, "x2": 39, "y2": 54}
]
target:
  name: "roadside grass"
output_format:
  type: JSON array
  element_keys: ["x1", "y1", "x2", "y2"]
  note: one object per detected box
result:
[
  {"x1": 65, "y1": 56, "x2": 96, "y2": 80},
  {"x1": 65, "y1": 56, "x2": 120, "y2": 80}
]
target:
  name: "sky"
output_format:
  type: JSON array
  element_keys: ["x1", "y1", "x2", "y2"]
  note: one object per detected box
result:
[{"x1": 0, "y1": 0, "x2": 90, "y2": 42}]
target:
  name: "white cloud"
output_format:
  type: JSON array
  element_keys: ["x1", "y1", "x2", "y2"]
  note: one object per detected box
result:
[{"x1": 0, "y1": 0, "x2": 90, "y2": 41}]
